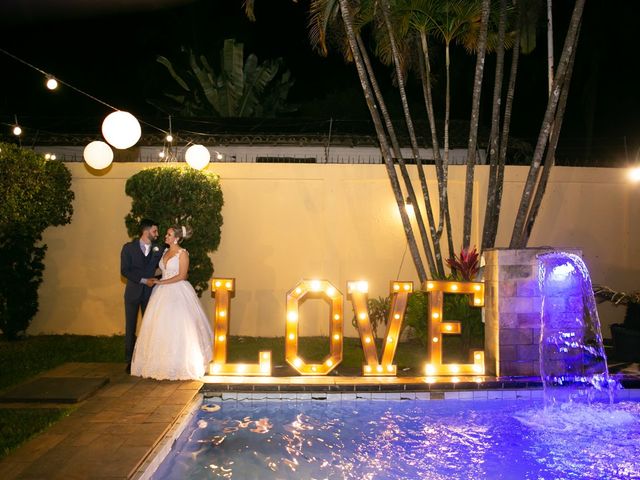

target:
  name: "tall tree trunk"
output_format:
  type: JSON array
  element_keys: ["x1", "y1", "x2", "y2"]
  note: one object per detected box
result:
[
  {"x1": 418, "y1": 31, "x2": 454, "y2": 262},
  {"x1": 488, "y1": 22, "x2": 521, "y2": 248},
  {"x1": 337, "y1": 0, "x2": 427, "y2": 282},
  {"x1": 462, "y1": 0, "x2": 491, "y2": 249},
  {"x1": 481, "y1": 0, "x2": 507, "y2": 251},
  {"x1": 443, "y1": 42, "x2": 455, "y2": 260},
  {"x1": 521, "y1": 20, "x2": 579, "y2": 245},
  {"x1": 547, "y1": 0, "x2": 555, "y2": 95},
  {"x1": 356, "y1": 33, "x2": 438, "y2": 278},
  {"x1": 510, "y1": 0, "x2": 585, "y2": 248},
  {"x1": 380, "y1": 0, "x2": 444, "y2": 277}
]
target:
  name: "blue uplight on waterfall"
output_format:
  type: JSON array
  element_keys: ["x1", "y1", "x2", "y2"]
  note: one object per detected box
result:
[{"x1": 537, "y1": 252, "x2": 618, "y2": 406}]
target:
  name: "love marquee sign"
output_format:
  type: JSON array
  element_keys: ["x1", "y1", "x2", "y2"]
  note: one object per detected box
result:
[{"x1": 209, "y1": 277, "x2": 485, "y2": 378}]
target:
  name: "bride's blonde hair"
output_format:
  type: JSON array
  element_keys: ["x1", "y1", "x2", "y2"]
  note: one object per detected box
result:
[{"x1": 171, "y1": 225, "x2": 193, "y2": 243}]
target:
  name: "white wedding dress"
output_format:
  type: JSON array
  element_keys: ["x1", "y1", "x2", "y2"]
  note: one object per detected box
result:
[{"x1": 131, "y1": 249, "x2": 213, "y2": 380}]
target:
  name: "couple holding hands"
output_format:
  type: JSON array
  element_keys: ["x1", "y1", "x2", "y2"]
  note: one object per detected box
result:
[{"x1": 120, "y1": 219, "x2": 213, "y2": 380}]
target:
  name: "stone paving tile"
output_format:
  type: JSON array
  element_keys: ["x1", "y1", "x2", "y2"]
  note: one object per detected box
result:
[{"x1": 0, "y1": 363, "x2": 202, "y2": 480}]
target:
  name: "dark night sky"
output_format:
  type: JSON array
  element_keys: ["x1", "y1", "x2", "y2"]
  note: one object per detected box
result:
[{"x1": 0, "y1": 0, "x2": 638, "y2": 166}]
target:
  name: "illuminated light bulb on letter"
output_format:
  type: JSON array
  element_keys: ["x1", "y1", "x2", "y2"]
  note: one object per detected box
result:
[
  {"x1": 219, "y1": 311, "x2": 226, "y2": 317},
  {"x1": 333, "y1": 334, "x2": 340, "y2": 341},
  {"x1": 376, "y1": 365, "x2": 383, "y2": 373},
  {"x1": 310, "y1": 280, "x2": 321, "y2": 291},
  {"x1": 326, "y1": 286, "x2": 336, "y2": 296},
  {"x1": 474, "y1": 285, "x2": 481, "y2": 291},
  {"x1": 364, "y1": 365, "x2": 372, "y2": 373},
  {"x1": 295, "y1": 287, "x2": 302, "y2": 294},
  {"x1": 218, "y1": 335, "x2": 225, "y2": 342},
  {"x1": 287, "y1": 311, "x2": 298, "y2": 322},
  {"x1": 451, "y1": 284, "x2": 459, "y2": 291},
  {"x1": 427, "y1": 283, "x2": 434, "y2": 289},
  {"x1": 451, "y1": 377, "x2": 460, "y2": 383},
  {"x1": 364, "y1": 336, "x2": 371, "y2": 344},
  {"x1": 432, "y1": 312, "x2": 440, "y2": 319},
  {"x1": 326, "y1": 359, "x2": 333, "y2": 367},
  {"x1": 288, "y1": 333, "x2": 295, "y2": 341},
  {"x1": 394, "y1": 314, "x2": 400, "y2": 319},
  {"x1": 225, "y1": 282, "x2": 232, "y2": 289},
  {"x1": 425, "y1": 364, "x2": 435, "y2": 375},
  {"x1": 387, "y1": 336, "x2": 393, "y2": 343},
  {"x1": 358, "y1": 313, "x2": 367, "y2": 320},
  {"x1": 293, "y1": 358, "x2": 302, "y2": 367},
  {"x1": 393, "y1": 284, "x2": 400, "y2": 291},
  {"x1": 214, "y1": 281, "x2": 221, "y2": 288},
  {"x1": 432, "y1": 337, "x2": 439, "y2": 343},
  {"x1": 334, "y1": 314, "x2": 340, "y2": 320},
  {"x1": 386, "y1": 365, "x2": 394, "y2": 372}
]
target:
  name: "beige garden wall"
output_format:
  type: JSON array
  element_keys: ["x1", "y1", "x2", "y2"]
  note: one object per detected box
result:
[{"x1": 30, "y1": 162, "x2": 640, "y2": 339}]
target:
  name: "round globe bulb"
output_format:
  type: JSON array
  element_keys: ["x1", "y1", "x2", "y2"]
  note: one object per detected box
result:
[
  {"x1": 101, "y1": 111, "x2": 141, "y2": 149},
  {"x1": 46, "y1": 77, "x2": 58, "y2": 90},
  {"x1": 185, "y1": 144, "x2": 210, "y2": 170},
  {"x1": 83, "y1": 141, "x2": 114, "y2": 170}
]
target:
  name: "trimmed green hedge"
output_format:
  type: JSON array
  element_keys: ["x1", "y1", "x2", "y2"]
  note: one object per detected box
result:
[
  {"x1": 0, "y1": 143, "x2": 74, "y2": 339},
  {"x1": 124, "y1": 166, "x2": 224, "y2": 295}
]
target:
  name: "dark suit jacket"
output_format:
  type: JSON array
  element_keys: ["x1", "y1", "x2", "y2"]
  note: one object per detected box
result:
[{"x1": 120, "y1": 240, "x2": 164, "y2": 303}]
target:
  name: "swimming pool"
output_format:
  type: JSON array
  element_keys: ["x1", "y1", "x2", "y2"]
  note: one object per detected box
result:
[{"x1": 149, "y1": 395, "x2": 640, "y2": 479}]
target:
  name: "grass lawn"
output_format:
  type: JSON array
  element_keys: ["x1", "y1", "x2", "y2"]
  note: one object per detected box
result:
[{"x1": 0, "y1": 408, "x2": 73, "y2": 459}]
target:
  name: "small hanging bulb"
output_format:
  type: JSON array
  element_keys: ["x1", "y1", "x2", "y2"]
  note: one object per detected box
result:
[
  {"x1": 216, "y1": 151, "x2": 223, "y2": 160},
  {"x1": 12, "y1": 125, "x2": 22, "y2": 136},
  {"x1": 165, "y1": 134, "x2": 173, "y2": 143},
  {"x1": 158, "y1": 151, "x2": 166, "y2": 159},
  {"x1": 46, "y1": 76, "x2": 58, "y2": 90}
]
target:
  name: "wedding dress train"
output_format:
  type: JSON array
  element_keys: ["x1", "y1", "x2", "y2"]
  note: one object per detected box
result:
[{"x1": 131, "y1": 249, "x2": 213, "y2": 380}]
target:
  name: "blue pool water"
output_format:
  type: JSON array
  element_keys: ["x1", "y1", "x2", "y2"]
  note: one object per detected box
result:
[{"x1": 151, "y1": 398, "x2": 640, "y2": 479}]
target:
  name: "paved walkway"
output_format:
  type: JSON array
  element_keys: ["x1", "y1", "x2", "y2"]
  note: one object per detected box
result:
[{"x1": 0, "y1": 363, "x2": 202, "y2": 480}]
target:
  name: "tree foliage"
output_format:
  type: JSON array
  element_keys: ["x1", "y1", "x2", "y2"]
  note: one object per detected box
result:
[
  {"x1": 0, "y1": 143, "x2": 74, "y2": 339},
  {"x1": 124, "y1": 167, "x2": 224, "y2": 296},
  {"x1": 153, "y1": 39, "x2": 296, "y2": 118}
]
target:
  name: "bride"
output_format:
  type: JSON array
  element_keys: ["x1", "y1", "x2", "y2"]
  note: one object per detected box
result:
[{"x1": 131, "y1": 225, "x2": 213, "y2": 380}]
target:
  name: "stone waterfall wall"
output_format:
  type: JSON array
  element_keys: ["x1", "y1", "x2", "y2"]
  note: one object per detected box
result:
[{"x1": 484, "y1": 248, "x2": 582, "y2": 377}]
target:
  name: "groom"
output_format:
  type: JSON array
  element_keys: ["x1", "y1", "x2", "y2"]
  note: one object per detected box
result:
[{"x1": 120, "y1": 218, "x2": 164, "y2": 373}]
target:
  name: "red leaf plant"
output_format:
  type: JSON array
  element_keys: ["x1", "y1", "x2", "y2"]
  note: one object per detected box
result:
[{"x1": 446, "y1": 247, "x2": 480, "y2": 281}]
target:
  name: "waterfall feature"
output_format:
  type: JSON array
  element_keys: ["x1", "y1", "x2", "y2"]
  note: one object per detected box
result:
[{"x1": 537, "y1": 252, "x2": 617, "y2": 406}]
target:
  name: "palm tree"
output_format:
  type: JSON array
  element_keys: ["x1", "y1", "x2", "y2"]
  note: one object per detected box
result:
[{"x1": 509, "y1": 0, "x2": 585, "y2": 247}]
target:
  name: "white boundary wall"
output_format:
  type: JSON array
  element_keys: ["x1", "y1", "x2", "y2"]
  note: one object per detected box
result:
[{"x1": 30, "y1": 163, "x2": 640, "y2": 338}]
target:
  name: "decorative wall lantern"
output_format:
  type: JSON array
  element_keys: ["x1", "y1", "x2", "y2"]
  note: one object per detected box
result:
[
  {"x1": 101, "y1": 110, "x2": 141, "y2": 149},
  {"x1": 185, "y1": 144, "x2": 210, "y2": 170},
  {"x1": 83, "y1": 140, "x2": 114, "y2": 170}
]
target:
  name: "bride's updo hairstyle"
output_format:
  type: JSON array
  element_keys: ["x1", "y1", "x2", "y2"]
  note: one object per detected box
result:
[{"x1": 172, "y1": 225, "x2": 193, "y2": 244}]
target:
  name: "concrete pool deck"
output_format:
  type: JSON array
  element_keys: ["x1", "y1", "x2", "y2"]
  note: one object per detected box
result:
[{"x1": 1, "y1": 362, "x2": 639, "y2": 479}]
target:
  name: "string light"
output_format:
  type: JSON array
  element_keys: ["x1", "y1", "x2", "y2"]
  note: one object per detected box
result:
[
  {"x1": 2, "y1": 48, "x2": 228, "y2": 171},
  {"x1": 45, "y1": 76, "x2": 58, "y2": 90}
]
